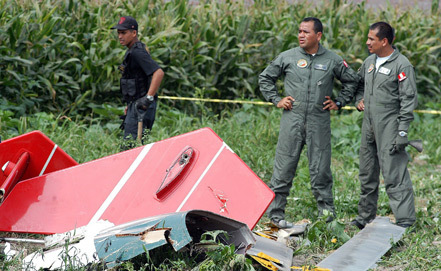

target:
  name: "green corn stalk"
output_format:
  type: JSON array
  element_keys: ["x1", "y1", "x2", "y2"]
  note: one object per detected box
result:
[{"x1": 0, "y1": 0, "x2": 440, "y2": 118}]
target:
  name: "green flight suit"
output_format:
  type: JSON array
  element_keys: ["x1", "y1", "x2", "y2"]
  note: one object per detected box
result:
[
  {"x1": 354, "y1": 48, "x2": 417, "y2": 227},
  {"x1": 259, "y1": 44, "x2": 359, "y2": 221}
]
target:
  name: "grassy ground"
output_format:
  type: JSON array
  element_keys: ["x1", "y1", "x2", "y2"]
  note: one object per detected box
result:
[{"x1": 1, "y1": 102, "x2": 440, "y2": 270}]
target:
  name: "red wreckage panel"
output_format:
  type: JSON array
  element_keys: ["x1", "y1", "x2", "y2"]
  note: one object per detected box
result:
[
  {"x1": 0, "y1": 128, "x2": 274, "y2": 234},
  {"x1": 0, "y1": 131, "x2": 78, "y2": 203}
]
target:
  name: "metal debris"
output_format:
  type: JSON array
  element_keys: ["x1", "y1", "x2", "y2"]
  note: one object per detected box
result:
[
  {"x1": 94, "y1": 210, "x2": 255, "y2": 268},
  {"x1": 0, "y1": 237, "x2": 45, "y2": 244},
  {"x1": 277, "y1": 224, "x2": 308, "y2": 244},
  {"x1": 247, "y1": 234, "x2": 293, "y2": 271},
  {"x1": 317, "y1": 217, "x2": 406, "y2": 271},
  {"x1": 22, "y1": 220, "x2": 115, "y2": 270},
  {"x1": 1, "y1": 242, "x2": 17, "y2": 261}
]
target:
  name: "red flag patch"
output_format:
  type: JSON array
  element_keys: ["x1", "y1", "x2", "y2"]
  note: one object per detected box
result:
[
  {"x1": 398, "y1": 72, "x2": 407, "y2": 82},
  {"x1": 343, "y1": 60, "x2": 348, "y2": 68}
]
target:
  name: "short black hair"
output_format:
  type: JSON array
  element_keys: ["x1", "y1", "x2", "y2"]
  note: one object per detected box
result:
[
  {"x1": 302, "y1": 17, "x2": 323, "y2": 34},
  {"x1": 370, "y1": 22, "x2": 395, "y2": 44}
]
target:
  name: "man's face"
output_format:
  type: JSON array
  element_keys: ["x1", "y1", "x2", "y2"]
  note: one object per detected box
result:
[
  {"x1": 117, "y1": 29, "x2": 137, "y2": 47},
  {"x1": 298, "y1": 21, "x2": 321, "y2": 52},
  {"x1": 366, "y1": 29, "x2": 385, "y2": 55}
]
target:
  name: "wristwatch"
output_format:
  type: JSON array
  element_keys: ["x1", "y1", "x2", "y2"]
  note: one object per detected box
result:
[
  {"x1": 335, "y1": 101, "x2": 342, "y2": 110},
  {"x1": 146, "y1": 95, "x2": 154, "y2": 102},
  {"x1": 398, "y1": 131, "x2": 407, "y2": 137}
]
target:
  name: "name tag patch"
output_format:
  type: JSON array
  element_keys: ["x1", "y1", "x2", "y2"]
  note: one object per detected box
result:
[
  {"x1": 314, "y1": 64, "x2": 328, "y2": 71},
  {"x1": 378, "y1": 67, "x2": 391, "y2": 75}
]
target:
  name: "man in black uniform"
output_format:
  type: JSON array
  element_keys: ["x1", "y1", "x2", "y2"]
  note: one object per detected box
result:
[{"x1": 111, "y1": 16, "x2": 164, "y2": 143}]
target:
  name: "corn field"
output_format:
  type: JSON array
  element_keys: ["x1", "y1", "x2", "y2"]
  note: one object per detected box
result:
[{"x1": 1, "y1": 0, "x2": 440, "y2": 117}]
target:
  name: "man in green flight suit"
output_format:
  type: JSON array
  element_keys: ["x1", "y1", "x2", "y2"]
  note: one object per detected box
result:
[
  {"x1": 351, "y1": 22, "x2": 417, "y2": 229},
  {"x1": 259, "y1": 17, "x2": 359, "y2": 228}
]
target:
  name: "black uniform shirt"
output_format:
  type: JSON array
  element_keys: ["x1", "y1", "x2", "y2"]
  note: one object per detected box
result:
[
  {"x1": 125, "y1": 41, "x2": 160, "y2": 78},
  {"x1": 122, "y1": 41, "x2": 161, "y2": 99}
]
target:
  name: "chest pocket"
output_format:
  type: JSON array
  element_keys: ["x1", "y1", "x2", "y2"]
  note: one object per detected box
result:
[
  {"x1": 314, "y1": 63, "x2": 332, "y2": 82},
  {"x1": 314, "y1": 62, "x2": 333, "y2": 98},
  {"x1": 285, "y1": 57, "x2": 310, "y2": 83},
  {"x1": 376, "y1": 72, "x2": 399, "y2": 99}
]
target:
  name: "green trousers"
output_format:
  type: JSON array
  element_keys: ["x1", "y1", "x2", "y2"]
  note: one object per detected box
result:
[
  {"x1": 355, "y1": 110, "x2": 416, "y2": 226},
  {"x1": 267, "y1": 106, "x2": 335, "y2": 221}
]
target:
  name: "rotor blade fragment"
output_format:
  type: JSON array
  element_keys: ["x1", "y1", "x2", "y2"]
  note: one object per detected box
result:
[{"x1": 317, "y1": 217, "x2": 406, "y2": 271}]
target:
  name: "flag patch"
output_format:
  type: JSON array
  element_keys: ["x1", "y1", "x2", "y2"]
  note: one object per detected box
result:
[
  {"x1": 398, "y1": 72, "x2": 407, "y2": 82},
  {"x1": 343, "y1": 60, "x2": 348, "y2": 68}
]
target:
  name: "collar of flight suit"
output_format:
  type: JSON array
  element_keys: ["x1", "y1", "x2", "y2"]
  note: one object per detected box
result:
[
  {"x1": 368, "y1": 46, "x2": 402, "y2": 94},
  {"x1": 375, "y1": 45, "x2": 400, "y2": 64},
  {"x1": 299, "y1": 43, "x2": 326, "y2": 56}
]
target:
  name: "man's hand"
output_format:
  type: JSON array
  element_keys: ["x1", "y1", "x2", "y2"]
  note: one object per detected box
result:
[
  {"x1": 277, "y1": 96, "x2": 295, "y2": 110},
  {"x1": 323, "y1": 96, "x2": 339, "y2": 110},
  {"x1": 135, "y1": 96, "x2": 152, "y2": 110},
  {"x1": 356, "y1": 99, "x2": 365, "y2": 111},
  {"x1": 390, "y1": 131, "x2": 408, "y2": 155}
]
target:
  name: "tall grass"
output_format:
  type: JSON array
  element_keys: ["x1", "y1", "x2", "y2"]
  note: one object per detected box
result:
[
  {"x1": 1, "y1": 103, "x2": 440, "y2": 269},
  {"x1": 1, "y1": 0, "x2": 440, "y2": 117}
]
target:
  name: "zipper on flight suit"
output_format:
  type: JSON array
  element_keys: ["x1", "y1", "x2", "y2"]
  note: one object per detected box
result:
[
  {"x1": 369, "y1": 59, "x2": 390, "y2": 118},
  {"x1": 367, "y1": 64, "x2": 376, "y2": 121},
  {"x1": 368, "y1": 58, "x2": 389, "y2": 136},
  {"x1": 304, "y1": 54, "x2": 314, "y2": 130}
]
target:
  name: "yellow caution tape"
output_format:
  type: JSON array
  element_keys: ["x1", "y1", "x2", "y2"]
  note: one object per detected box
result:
[
  {"x1": 158, "y1": 96, "x2": 441, "y2": 115},
  {"x1": 341, "y1": 106, "x2": 441, "y2": 114},
  {"x1": 159, "y1": 95, "x2": 272, "y2": 105},
  {"x1": 341, "y1": 105, "x2": 357, "y2": 110},
  {"x1": 414, "y1": 109, "x2": 441, "y2": 115}
]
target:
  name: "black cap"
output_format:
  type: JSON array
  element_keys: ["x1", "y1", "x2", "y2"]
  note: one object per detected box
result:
[{"x1": 111, "y1": 16, "x2": 138, "y2": 31}]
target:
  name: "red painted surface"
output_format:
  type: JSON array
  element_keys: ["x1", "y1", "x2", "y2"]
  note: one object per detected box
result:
[
  {"x1": 0, "y1": 152, "x2": 30, "y2": 203},
  {"x1": 0, "y1": 131, "x2": 78, "y2": 181},
  {"x1": 0, "y1": 131, "x2": 78, "y2": 203},
  {"x1": 0, "y1": 128, "x2": 274, "y2": 234}
]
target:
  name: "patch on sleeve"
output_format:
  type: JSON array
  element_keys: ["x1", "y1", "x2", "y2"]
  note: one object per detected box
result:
[
  {"x1": 398, "y1": 72, "x2": 407, "y2": 82},
  {"x1": 343, "y1": 60, "x2": 348, "y2": 68}
]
